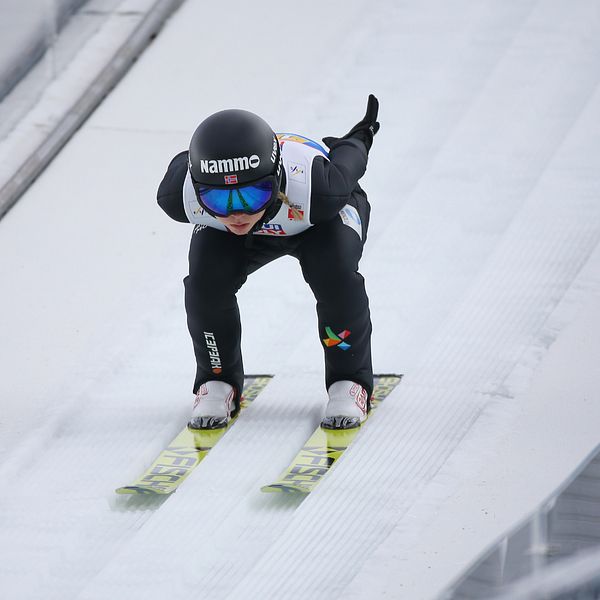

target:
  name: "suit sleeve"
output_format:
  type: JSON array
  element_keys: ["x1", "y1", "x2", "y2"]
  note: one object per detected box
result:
[
  {"x1": 309, "y1": 138, "x2": 368, "y2": 223},
  {"x1": 157, "y1": 151, "x2": 190, "y2": 223}
]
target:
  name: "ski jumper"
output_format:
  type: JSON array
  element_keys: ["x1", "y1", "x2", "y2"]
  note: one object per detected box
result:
[{"x1": 157, "y1": 133, "x2": 373, "y2": 401}]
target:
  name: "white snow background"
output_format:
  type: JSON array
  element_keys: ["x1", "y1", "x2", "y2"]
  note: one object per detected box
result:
[{"x1": 1, "y1": 0, "x2": 600, "y2": 598}]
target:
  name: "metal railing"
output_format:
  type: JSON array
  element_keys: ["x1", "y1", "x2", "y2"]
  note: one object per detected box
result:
[
  {"x1": 0, "y1": 0, "x2": 184, "y2": 220},
  {"x1": 440, "y1": 443, "x2": 600, "y2": 600}
]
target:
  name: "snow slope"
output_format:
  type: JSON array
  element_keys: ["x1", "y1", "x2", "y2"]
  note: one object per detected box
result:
[{"x1": 1, "y1": 1, "x2": 600, "y2": 599}]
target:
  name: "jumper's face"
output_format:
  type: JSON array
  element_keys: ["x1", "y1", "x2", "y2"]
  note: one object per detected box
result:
[{"x1": 216, "y1": 209, "x2": 266, "y2": 235}]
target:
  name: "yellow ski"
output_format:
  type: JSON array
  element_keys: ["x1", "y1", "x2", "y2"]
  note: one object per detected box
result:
[
  {"x1": 116, "y1": 375, "x2": 273, "y2": 495},
  {"x1": 261, "y1": 374, "x2": 402, "y2": 494}
]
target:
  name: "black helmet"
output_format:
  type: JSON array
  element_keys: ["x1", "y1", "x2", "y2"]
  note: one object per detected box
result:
[{"x1": 188, "y1": 109, "x2": 282, "y2": 217}]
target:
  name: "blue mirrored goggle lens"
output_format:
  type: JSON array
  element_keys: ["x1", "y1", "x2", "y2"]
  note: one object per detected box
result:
[{"x1": 198, "y1": 180, "x2": 274, "y2": 216}]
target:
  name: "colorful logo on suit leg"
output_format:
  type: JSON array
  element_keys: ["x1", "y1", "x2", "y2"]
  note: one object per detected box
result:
[{"x1": 323, "y1": 327, "x2": 351, "y2": 350}]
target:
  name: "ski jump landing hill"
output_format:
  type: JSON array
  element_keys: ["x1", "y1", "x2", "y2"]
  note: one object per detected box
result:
[{"x1": 1, "y1": 1, "x2": 600, "y2": 599}]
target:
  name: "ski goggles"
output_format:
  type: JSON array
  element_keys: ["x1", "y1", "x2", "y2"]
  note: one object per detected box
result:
[{"x1": 193, "y1": 177, "x2": 277, "y2": 218}]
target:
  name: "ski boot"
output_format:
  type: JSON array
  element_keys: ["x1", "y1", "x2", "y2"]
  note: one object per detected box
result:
[
  {"x1": 321, "y1": 380, "x2": 369, "y2": 430},
  {"x1": 188, "y1": 380, "x2": 236, "y2": 430}
]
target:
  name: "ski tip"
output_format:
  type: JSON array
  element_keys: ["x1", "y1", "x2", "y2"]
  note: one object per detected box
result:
[
  {"x1": 115, "y1": 486, "x2": 141, "y2": 495},
  {"x1": 115, "y1": 486, "x2": 172, "y2": 496},
  {"x1": 260, "y1": 483, "x2": 312, "y2": 494}
]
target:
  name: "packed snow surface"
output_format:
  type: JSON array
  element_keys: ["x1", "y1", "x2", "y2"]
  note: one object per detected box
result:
[{"x1": 1, "y1": 1, "x2": 600, "y2": 598}]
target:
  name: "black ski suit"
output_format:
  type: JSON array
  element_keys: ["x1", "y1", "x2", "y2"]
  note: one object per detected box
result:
[{"x1": 157, "y1": 134, "x2": 373, "y2": 403}]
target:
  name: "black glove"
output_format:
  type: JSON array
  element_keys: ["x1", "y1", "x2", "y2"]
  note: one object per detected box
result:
[{"x1": 323, "y1": 94, "x2": 380, "y2": 152}]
